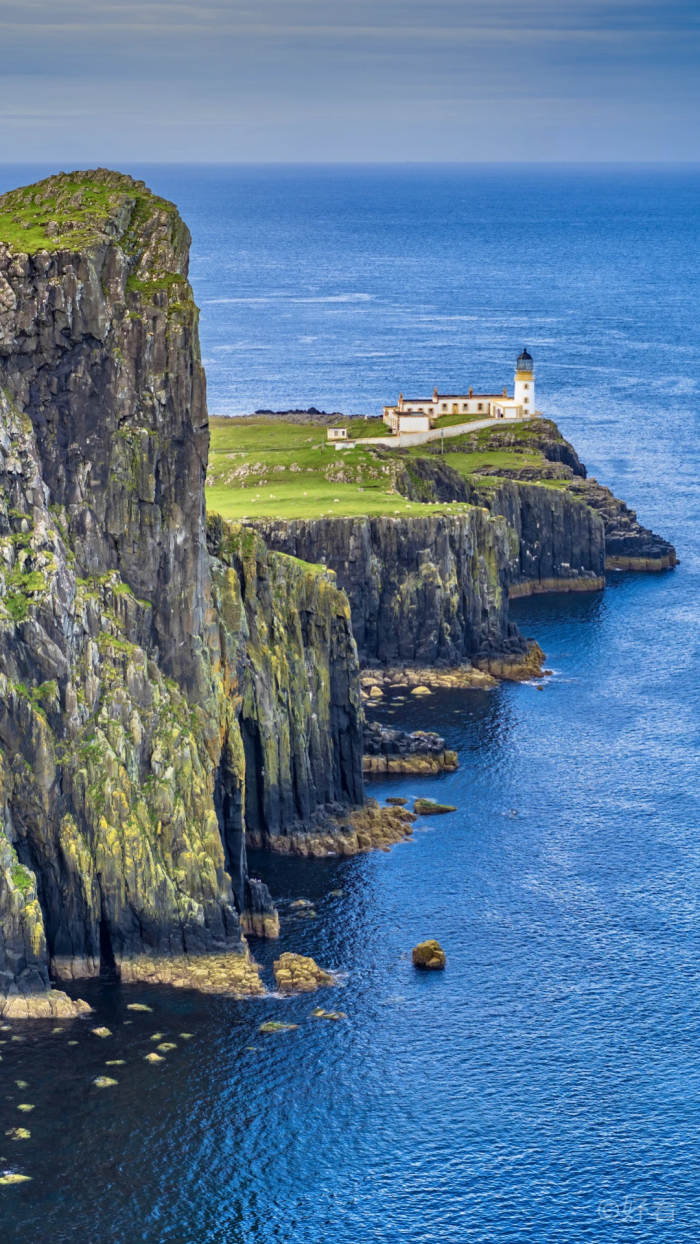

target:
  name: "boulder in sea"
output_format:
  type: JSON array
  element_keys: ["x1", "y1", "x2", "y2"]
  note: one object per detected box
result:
[
  {"x1": 413, "y1": 799, "x2": 457, "y2": 815},
  {"x1": 273, "y1": 952, "x2": 335, "y2": 994},
  {"x1": 126, "y1": 1004, "x2": 153, "y2": 1013},
  {"x1": 91, "y1": 1027, "x2": 112, "y2": 1038},
  {"x1": 259, "y1": 1021, "x2": 299, "y2": 1033},
  {"x1": 411, "y1": 686, "x2": 431, "y2": 696},
  {"x1": 145, "y1": 1052, "x2": 164, "y2": 1063},
  {"x1": 412, "y1": 940, "x2": 446, "y2": 970},
  {"x1": 93, "y1": 1076, "x2": 118, "y2": 1088},
  {"x1": 385, "y1": 797, "x2": 408, "y2": 806}
]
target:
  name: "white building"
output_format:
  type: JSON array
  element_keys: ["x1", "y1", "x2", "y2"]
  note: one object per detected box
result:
[{"x1": 383, "y1": 349, "x2": 536, "y2": 430}]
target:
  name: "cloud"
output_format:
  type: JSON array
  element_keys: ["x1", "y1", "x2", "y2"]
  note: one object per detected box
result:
[{"x1": 0, "y1": 0, "x2": 697, "y2": 159}]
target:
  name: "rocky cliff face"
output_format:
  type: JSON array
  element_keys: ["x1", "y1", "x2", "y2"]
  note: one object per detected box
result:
[
  {"x1": 251, "y1": 511, "x2": 530, "y2": 670},
  {"x1": 0, "y1": 171, "x2": 364, "y2": 1015},
  {"x1": 207, "y1": 518, "x2": 364, "y2": 855},
  {"x1": 0, "y1": 168, "x2": 209, "y2": 699},
  {"x1": 417, "y1": 420, "x2": 676, "y2": 581}
]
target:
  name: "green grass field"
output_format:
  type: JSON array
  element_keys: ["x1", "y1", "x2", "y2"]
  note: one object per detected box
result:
[
  {"x1": 416, "y1": 449, "x2": 543, "y2": 475},
  {"x1": 432, "y1": 412, "x2": 487, "y2": 429},
  {"x1": 208, "y1": 417, "x2": 475, "y2": 520},
  {"x1": 206, "y1": 416, "x2": 558, "y2": 521}
]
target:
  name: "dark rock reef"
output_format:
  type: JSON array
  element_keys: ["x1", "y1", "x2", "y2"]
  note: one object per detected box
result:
[{"x1": 363, "y1": 721, "x2": 458, "y2": 775}]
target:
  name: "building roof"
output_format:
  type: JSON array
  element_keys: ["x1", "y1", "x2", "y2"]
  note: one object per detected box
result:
[{"x1": 387, "y1": 394, "x2": 505, "y2": 404}]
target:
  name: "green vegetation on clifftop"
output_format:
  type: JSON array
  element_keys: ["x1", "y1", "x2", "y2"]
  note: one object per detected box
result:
[{"x1": 205, "y1": 414, "x2": 578, "y2": 521}]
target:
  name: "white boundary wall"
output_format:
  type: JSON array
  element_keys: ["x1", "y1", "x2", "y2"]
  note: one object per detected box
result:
[{"x1": 335, "y1": 413, "x2": 539, "y2": 451}]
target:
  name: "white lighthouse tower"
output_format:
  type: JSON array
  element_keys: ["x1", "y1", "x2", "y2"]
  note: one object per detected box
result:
[{"x1": 513, "y1": 348, "x2": 535, "y2": 416}]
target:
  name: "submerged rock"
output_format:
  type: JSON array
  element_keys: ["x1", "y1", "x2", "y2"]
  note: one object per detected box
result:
[
  {"x1": 259, "y1": 1021, "x2": 299, "y2": 1033},
  {"x1": 93, "y1": 1076, "x2": 118, "y2": 1088},
  {"x1": 273, "y1": 953, "x2": 335, "y2": 994},
  {"x1": 126, "y1": 1004, "x2": 153, "y2": 1013},
  {"x1": 412, "y1": 940, "x2": 446, "y2": 970}
]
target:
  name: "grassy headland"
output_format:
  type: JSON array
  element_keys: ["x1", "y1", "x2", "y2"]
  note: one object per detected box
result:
[
  {"x1": 206, "y1": 415, "x2": 572, "y2": 522},
  {"x1": 0, "y1": 170, "x2": 179, "y2": 256}
]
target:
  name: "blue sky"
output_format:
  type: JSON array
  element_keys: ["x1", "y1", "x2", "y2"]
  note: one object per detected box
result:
[{"x1": 0, "y1": 0, "x2": 698, "y2": 161}]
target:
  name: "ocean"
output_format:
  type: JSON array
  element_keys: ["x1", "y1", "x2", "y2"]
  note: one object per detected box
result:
[{"x1": 0, "y1": 164, "x2": 699, "y2": 1242}]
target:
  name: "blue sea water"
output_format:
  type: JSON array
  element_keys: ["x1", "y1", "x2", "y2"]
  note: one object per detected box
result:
[{"x1": 0, "y1": 165, "x2": 699, "y2": 1243}]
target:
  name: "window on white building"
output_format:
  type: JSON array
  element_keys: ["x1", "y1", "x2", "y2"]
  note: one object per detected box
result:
[
  {"x1": 478, "y1": 403, "x2": 483, "y2": 411},
  {"x1": 442, "y1": 404, "x2": 447, "y2": 411}
]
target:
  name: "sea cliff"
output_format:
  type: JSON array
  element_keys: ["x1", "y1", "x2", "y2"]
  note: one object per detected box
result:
[
  {"x1": 0, "y1": 171, "x2": 364, "y2": 1014},
  {"x1": 0, "y1": 170, "x2": 677, "y2": 1015}
]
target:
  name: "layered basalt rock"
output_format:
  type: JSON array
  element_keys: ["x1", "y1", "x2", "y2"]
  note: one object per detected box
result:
[
  {"x1": 251, "y1": 512, "x2": 532, "y2": 670},
  {"x1": 0, "y1": 168, "x2": 210, "y2": 699},
  {"x1": 0, "y1": 171, "x2": 365, "y2": 1013},
  {"x1": 207, "y1": 519, "x2": 364, "y2": 856},
  {"x1": 567, "y1": 478, "x2": 677, "y2": 571},
  {"x1": 251, "y1": 797, "x2": 416, "y2": 857},
  {"x1": 414, "y1": 420, "x2": 676, "y2": 583}
]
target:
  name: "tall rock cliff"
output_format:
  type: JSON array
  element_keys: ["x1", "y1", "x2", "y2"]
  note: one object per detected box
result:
[
  {"x1": 251, "y1": 511, "x2": 528, "y2": 669},
  {"x1": 0, "y1": 168, "x2": 209, "y2": 698},
  {"x1": 0, "y1": 171, "x2": 364, "y2": 1015}
]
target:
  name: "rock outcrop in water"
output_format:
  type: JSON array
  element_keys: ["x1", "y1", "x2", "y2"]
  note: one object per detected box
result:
[{"x1": 0, "y1": 170, "x2": 364, "y2": 1014}]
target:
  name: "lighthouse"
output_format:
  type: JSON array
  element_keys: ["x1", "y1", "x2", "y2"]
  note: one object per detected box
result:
[{"x1": 513, "y1": 348, "x2": 535, "y2": 415}]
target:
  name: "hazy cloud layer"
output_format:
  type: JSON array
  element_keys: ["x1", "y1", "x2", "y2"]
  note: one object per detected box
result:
[{"x1": 0, "y1": 0, "x2": 698, "y2": 160}]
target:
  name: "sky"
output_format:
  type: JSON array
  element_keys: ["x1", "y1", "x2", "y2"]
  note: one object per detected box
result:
[{"x1": 0, "y1": 0, "x2": 698, "y2": 163}]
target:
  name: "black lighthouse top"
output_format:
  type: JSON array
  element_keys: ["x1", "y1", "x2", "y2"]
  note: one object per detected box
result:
[{"x1": 517, "y1": 348, "x2": 533, "y2": 372}]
